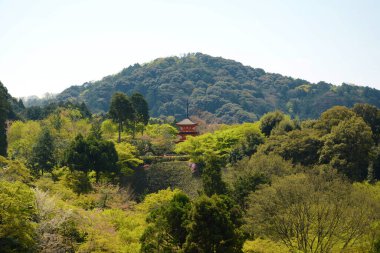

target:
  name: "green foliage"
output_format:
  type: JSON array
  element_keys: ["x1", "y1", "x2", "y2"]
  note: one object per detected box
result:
[
  {"x1": 64, "y1": 134, "x2": 90, "y2": 172},
  {"x1": 87, "y1": 135, "x2": 119, "y2": 182},
  {"x1": 0, "y1": 81, "x2": 11, "y2": 156},
  {"x1": 130, "y1": 92, "x2": 149, "y2": 136},
  {"x1": 115, "y1": 142, "x2": 143, "y2": 179},
  {"x1": 0, "y1": 156, "x2": 32, "y2": 183},
  {"x1": 109, "y1": 92, "x2": 135, "y2": 142},
  {"x1": 352, "y1": 182, "x2": 380, "y2": 252},
  {"x1": 314, "y1": 105, "x2": 356, "y2": 133},
  {"x1": 353, "y1": 103, "x2": 380, "y2": 144},
  {"x1": 246, "y1": 170, "x2": 377, "y2": 252},
  {"x1": 0, "y1": 180, "x2": 36, "y2": 252},
  {"x1": 141, "y1": 123, "x2": 179, "y2": 155},
  {"x1": 63, "y1": 169, "x2": 93, "y2": 195},
  {"x1": 259, "y1": 111, "x2": 286, "y2": 136},
  {"x1": 7, "y1": 109, "x2": 92, "y2": 168},
  {"x1": 319, "y1": 116, "x2": 374, "y2": 181},
  {"x1": 76, "y1": 209, "x2": 125, "y2": 253},
  {"x1": 140, "y1": 192, "x2": 191, "y2": 252},
  {"x1": 22, "y1": 100, "x2": 92, "y2": 121},
  {"x1": 55, "y1": 53, "x2": 380, "y2": 123},
  {"x1": 101, "y1": 119, "x2": 118, "y2": 141},
  {"x1": 34, "y1": 189, "x2": 83, "y2": 252},
  {"x1": 65, "y1": 133, "x2": 119, "y2": 183},
  {"x1": 242, "y1": 239, "x2": 289, "y2": 253},
  {"x1": 34, "y1": 174, "x2": 78, "y2": 201},
  {"x1": 183, "y1": 194, "x2": 244, "y2": 253},
  {"x1": 224, "y1": 153, "x2": 295, "y2": 209},
  {"x1": 3, "y1": 94, "x2": 380, "y2": 253},
  {"x1": 258, "y1": 128, "x2": 323, "y2": 166},
  {"x1": 141, "y1": 161, "x2": 202, "y2": 198},
  {"x1": 7, "y1": 120, "x2": 42, "y2": 163},
  {"x1": 202, "y1": 154, "x2": 227, "y2": 196},
  {"x1": 28, "y1": 128, "x2": 55, "y2": 175},
  {"x1": 175, "y1": 123, "x2": 264, "y2": 167}
]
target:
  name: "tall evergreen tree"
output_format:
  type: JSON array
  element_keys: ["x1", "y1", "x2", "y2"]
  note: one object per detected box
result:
[
  {"x1": 64, "y1": 134, "x2": 90, "y2": 172},
  {"x1": 29, "y1": 128, "x2": 55, "y2": 175},
  {"x1": 130, "y1": 93, "x2": 149, "y2": 136},
  {"x1": 109, "y1": 92, "x2": 135, "y2": 143}
]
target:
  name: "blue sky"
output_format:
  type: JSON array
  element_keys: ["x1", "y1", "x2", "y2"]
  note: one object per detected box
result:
[{"x1": 1, "y1": 0, "x2": 379, "y2": 97}]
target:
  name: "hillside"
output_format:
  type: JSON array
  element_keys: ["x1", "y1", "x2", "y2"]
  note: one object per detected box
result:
[{"x1": 55, "y1": 53, "x2": 380, "y2": 123}]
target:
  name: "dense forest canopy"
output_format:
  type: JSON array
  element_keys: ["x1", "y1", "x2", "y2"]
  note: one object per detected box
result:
[
  {"x1": 44, "y1": 53, "x2": 380, "y2": 123},
  {"x1": 2, "y1": 55, "x2": 380, "y2": 252},
  {"x1": 1, "y1": 85, "x2": 380, "y2": 252}
]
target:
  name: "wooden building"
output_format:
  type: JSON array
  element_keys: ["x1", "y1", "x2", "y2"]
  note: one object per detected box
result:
[{"x1": 176, "y1": 118, "x2": 198, "y2": 142}]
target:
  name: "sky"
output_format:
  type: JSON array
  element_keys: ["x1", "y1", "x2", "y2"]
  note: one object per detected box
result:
[{"x1": 0, "y1": 0, "x2": 380, "y2": 97}]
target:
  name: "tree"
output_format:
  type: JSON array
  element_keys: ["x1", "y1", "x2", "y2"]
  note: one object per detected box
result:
[
  {"x1": 0, "y1": 156, "x2": 32, "y2": 184},
  {"x1": 143, "y1": 123, "x2": 178, "y2": 155},
  {"x1": 224, "y1": 153, "x2": 294, "y2": 209},
  {"x1": 64, "y1": 134, "x2": 90, "y2": 173},
  {"x1": 34, "y1": 189, "x2": 82, "y2": 252},
  {"x1": 0, "y1": 81, "x2": 10, "y2": 156},
  {"x1": 140, "y1": 192, "x2": 191, "y2": 252},
  {"x1": 130, "y1": 93, "x2": 149, "y2": 136},
  {"x1": 353, "y1": 103, "x2": 380, "y2": 144},
  {"x1": 7, "y1": 120, "x2": 42, "y2": 163},
  {"x1": 314, "y1": 105, "x2": 356, "y2": 133},
  {"x1": 258, "y1": 128, "x2": 323, "y2": 166},
  {"x1": 259, "y1": 111, "x2": 285, "y2": 136},
  {"x1": 0, "y1": 181, "x2": 36, "y2": 252},
  {"x1": 28, "y1": 128, "x2": 55, "y2": 175},
  {"x1": 246, "y1": 170, "x2": 376, "y2": 253},
  {"x1": 65, "y1": 134, "x2": 119, "y2": 183},
  {"x1": 202, "y1": 154, "x2": 227, "y2": 196},
  {"x1": 319, "y1": 116, "x2": 374, "y2": 181},
  {"x1": 86, "y1": 135, "x2": 119, "y2": 182},
  {"x1": 109, "y1": 92, "x2": 135, "y2": 143},
  {"x1": 175, "y1": 123, "x2": 263, "y2": 168},
  {"x1": 183, "y1": 194, "x2": 244, "y2": 253},
  {"x1": 114, "y1": 142, "x2": 143, "y2": 180}
]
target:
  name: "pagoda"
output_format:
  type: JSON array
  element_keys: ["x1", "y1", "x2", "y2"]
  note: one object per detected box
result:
[{"x1": 176, "y1": 118, "x2": 198, "y2": 142}]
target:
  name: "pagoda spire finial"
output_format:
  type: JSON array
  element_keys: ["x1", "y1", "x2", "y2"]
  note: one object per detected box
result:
[{"x1": 186, "y1": 99, "x2": 189, "y2": 118}]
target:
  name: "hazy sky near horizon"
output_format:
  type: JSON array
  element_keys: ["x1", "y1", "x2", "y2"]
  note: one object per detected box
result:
[{"x1": 1, "y1": 0, "x2": 380, "y2": 97}]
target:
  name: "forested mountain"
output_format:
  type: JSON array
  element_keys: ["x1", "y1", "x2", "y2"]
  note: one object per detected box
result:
[{"x1": 54, "y1": 53, "x2": 380, "y2": 123}]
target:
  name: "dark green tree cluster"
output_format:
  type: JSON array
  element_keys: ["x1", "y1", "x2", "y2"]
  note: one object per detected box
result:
[
  {"x1": 65, "y1": 130, "x2": 118, "y2": 183},
  {"x1": 23, "y1": 101, "x2": 91, "y2": 120},
  {"x1": 28, "y1": 128, "x2": 55, "y2": 175},
  {"x1": 109, "y1": 92, "x2": 149, "y2": 142},
  {"x1": 257, "y1": 104, "x2": 380, "y2": 182},
  {"x1": 141, "y1": 192, "x2": 245, "y2": 253}
]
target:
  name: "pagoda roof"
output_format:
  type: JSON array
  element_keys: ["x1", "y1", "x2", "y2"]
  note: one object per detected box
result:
[{"x1": 176, "y1": 118, "x2": 197, "y2": 126}]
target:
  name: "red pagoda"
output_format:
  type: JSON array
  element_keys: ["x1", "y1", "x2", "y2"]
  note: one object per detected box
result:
[{"x1": 176, "y1": 118, "x2": 198, "y2": 142}]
